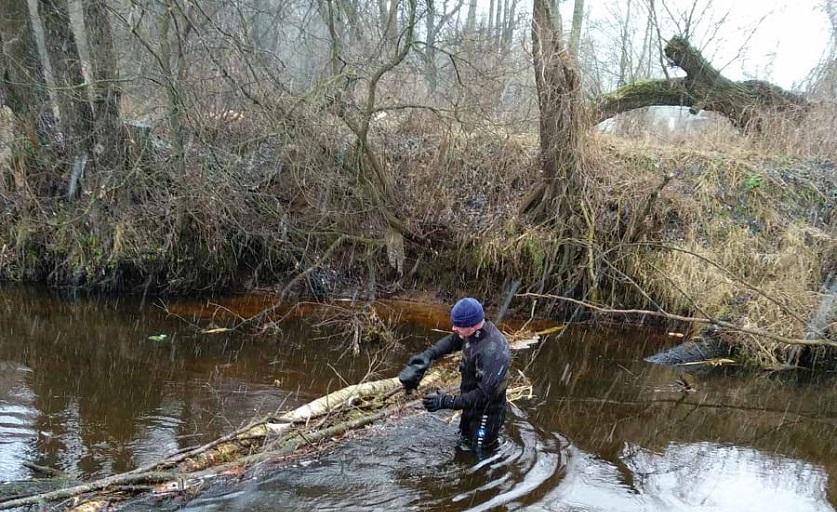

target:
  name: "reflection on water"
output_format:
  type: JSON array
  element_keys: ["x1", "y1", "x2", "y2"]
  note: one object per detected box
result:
[
  {"x1": 0, "y1": 361, "x2": 36, "y2": 481},
  {"x1": 0, "y1": 286, "x2": 835, "y2": 511},
  {"x1": 537, "y1": 442, "x2": 832, "y2": 512},
  {"x1": 0, "y1": 285, "x2": 382, "y2": 480},
  {"x1": 625, "y1": 443, "x2": 829, "y2": 511}
]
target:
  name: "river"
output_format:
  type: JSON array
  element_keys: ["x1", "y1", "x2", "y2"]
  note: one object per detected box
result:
[{"x1": 0, "y1": 286, "x2": 834, "y2": 511}]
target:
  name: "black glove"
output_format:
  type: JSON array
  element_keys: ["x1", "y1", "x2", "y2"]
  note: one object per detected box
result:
[
  {"x1": 423, "y1": 391, "x2": 455, "y2": 412},
  {"x1": 399, "y1": 352, "x2": 431, "y2": 393}
]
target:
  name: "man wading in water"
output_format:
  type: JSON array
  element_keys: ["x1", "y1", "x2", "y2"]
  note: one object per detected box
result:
[{"x1": 399, "y1": 297, "x2": 511, "y2": 453}]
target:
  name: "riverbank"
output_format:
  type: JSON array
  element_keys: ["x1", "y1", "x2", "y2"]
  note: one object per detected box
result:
[{"x1": 2, "y1": 126, "x2": 837, "y2": 368}]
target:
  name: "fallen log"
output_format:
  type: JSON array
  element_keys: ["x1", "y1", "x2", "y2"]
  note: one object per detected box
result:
[
  {"x1": 0, "y1": 369, "x2": 452, "y2": 511},
  {"x1": 0, "y1": 472, "x2": 178, "y2": 510},
  {"x1": 0, "y1": 328, "x2": 542, "y2": 511},
  {"x1": 594, "y1": 36, "x2": 810, "y2": 129}
]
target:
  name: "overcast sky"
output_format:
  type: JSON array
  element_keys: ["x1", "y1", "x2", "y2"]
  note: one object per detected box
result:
[{"x1": 711, "y1": 0, "x2": 830, "y2": 88}]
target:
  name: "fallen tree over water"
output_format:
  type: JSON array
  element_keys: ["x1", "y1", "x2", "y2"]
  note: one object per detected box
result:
[
  {"x1": 0, "y1": 373, "x2": 442, "y2": 511},
  {"x1": 0, "y1": 363, "x2": 534, "y2": 511}
]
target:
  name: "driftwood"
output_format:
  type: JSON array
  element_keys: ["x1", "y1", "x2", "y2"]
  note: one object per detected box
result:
[
  {"x1": 594, "y1": 36, "x2": 810, "y2": 129},
  {"x1": 0, "y1": 370, "x2": 452, "y2": 511}
]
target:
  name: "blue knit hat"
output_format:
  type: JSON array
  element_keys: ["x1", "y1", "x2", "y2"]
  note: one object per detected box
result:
[{"x1": 451, "y1": 297, "x2": 485, "y2": 327}]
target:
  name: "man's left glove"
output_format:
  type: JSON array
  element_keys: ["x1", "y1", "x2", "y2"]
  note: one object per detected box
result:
[{"x1": 423, "y1": 392, "x2": 456, "y2": 412}]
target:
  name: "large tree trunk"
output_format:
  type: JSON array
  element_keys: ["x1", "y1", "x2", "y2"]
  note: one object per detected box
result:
[
  {"x1": 524, "y1": 0, "x2": 584, "y2": 220},
  {"x1": 568, "y1": 0, "x2": 584, "y2": 56},
  {"x1": 524, "y1": 0, "x2": 591, "y2": 303},
  {"x1": 0, "y1": 0, "x2": 47, "y2": 198},
  {"x1": 0, "y1": 0, "x2": 47, "y2": 124},
  {"x1": 157, "y1": 0, "x2": 189, "y2": 175},
  {"x1": 594, "y1": 36, "x2": 810, "y2": 129},
  {"x1": 37, "y1": 0, "x2": 94, "y2": 156},
  {"x1": 83, "y1": 0, "x2": 125, "y2": 171}
]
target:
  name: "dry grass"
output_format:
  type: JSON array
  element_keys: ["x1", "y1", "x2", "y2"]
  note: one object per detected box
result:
[
  {"x1": 580, "y1": 126, "x2": 837, "y2": 366},
  {"x1": 3, "y1": 60, "x2": 837, "y2": 367}
]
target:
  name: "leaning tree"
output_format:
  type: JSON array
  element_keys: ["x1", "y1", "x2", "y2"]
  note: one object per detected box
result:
[{"x1": 594, "y1": 36, "x2": 810, "y2": 130}]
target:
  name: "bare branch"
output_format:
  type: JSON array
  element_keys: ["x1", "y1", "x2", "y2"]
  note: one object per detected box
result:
[{"x1": 517, "y1": 293, "x2": 837, "y2": 349}]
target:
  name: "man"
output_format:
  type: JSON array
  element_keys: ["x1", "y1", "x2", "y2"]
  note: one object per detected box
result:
[{"x1": 399, "y1": 297, "x2": 511, "y2": 451}]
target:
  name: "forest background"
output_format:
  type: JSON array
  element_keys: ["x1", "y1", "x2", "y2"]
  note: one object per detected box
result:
[{"x1": 2, "y1": 0, "x2": 837, "y2": 369}]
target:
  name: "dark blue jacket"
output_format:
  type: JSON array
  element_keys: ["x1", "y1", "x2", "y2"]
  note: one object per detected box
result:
[{"x1": 424, "y1": 320, "x2": 510, "y2": 412}]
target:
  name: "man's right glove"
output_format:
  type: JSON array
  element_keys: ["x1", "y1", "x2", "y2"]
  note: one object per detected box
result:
[
  {"x1": 422, "y1": 391, "x2": 456, "y2": 412},
  {"x1": 398, "y1": 352, "x2": 431, "y2": 394}
]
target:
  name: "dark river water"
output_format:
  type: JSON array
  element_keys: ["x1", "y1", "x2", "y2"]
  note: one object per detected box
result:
[{"x1": 0, "y1": 286, "x2": 835, "y2": 511}]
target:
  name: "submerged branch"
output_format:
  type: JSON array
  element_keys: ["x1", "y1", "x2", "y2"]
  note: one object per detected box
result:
[{"x1": 0, "y1": 472, "x2": 178, "y2": 510}]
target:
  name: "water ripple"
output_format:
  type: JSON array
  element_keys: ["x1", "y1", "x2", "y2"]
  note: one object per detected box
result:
[{"x1": 164, "y1": 406, "x2": 567, "y2": 512}]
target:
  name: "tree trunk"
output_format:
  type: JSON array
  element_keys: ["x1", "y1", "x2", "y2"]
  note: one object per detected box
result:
[
  {"x1": 83, "y1": 0, "x2": 125, "y2": 171},
  {"x1": 568, "y1": 0, "x2": 584, "y2": 56},
  {"x1": 157, "y1": 0, "x2": 189, "y2": 175},
  {"x1": 424, "y1": 0, "x2": 438, "y2": 90},
  {"x1": 37, "y1": 0, "x2": 93, "y2": 157},
  {"x1": 487, "y1": 0, "x2": 495, "y2": 41},
  {"x1": 525, "y1": 0, "x2": 583, "y2": 220},
  {"x1": 465, "y1": 0, "x2": 477, "y2": 33},
  {"x1": 0, "y1": 0, "x2": 46, "y2": 198},
  {"x1": 0, "y1": 0, "x2": 47, "y2": 124},
  {"x1": 617, "y1": 0, "x2": 631, "y2": 85},
  {"x1": 501, "y1": 0, "x2": 518, "y2": 54},
  {"x1": 594, "y1": 36, "x2": 811, "y2": 129},
  {"x1": 525, "y1": 0, "x2": 590, "y2": 304},
  {"x1": 493, "y1": 0, "x2": 503, "y2": 43}
]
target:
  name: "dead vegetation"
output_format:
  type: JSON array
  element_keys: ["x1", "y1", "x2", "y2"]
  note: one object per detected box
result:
[{"x1": 3, "y1": 99, "x2": 837, "y2": 368}]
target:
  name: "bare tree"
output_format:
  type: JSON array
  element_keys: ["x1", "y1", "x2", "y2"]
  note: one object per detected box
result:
[
  {"x1": 421, "y1": 0, "x2": 464, "y2": 91},
  {"x1": 524, "y1": 0, "x2": 583, "y2": 220},
  {"x1": 37, "y1": 0, "x2": 94, "y2": 200},
  {"x1": 83, "y1": 0, "x2": 124, "y2": 170},
  {"x1": 0, "y1": 0, "x2": 47, "y2": 124},
  {"x1": 322, "y1": 0, "x2": 420, "y2": 250},
  {"x1": 568, "y1": 0, "x2": 583, "y2": 56}
]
